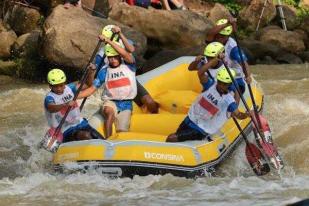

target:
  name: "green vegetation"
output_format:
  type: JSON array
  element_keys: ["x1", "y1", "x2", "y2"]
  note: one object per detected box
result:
[
  {"x1": 280, "y1": 0, "x2": 309, "y2": 20},
  {"x1": 296, "y1": 7, "x2": 309, "y2": 21},
  {"x1": 207, "y1": 0, "x2": 243, "y2": 14},
  {"x1": 281, "y1": 0, "x2": 299, "y2": 6}
]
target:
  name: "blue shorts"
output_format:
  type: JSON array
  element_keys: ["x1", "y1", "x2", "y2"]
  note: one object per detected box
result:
[
  {"x1": 63, "y1": 119, "x2": 102, "y2": 142},
  {"x1": 176, "y1": 116, "x2": 211, "y2": 142}
]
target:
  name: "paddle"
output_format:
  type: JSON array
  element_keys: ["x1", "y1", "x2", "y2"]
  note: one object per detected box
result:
[
  {"x1": 40, "y1": 39, "x2": 102, "y2": 152},
  {"x1": 233, "y1": 117, "x2": 270, "y2": 176},
  {"x1": 232, "y1": 32, "x2": 284, "y2": 170},
  {"x1": 219, "y1": 60, "x2": 270, "y2": 175}
]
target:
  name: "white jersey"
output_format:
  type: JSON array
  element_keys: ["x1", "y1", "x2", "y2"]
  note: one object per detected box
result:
[
  {"x1": 224, "y1": 37, "x2": 243, "y2": 79},
  {"x1": 44, "y1": 86, "x2": 82, "y2": 132},
  {"x1": 188, "y1": 82, "x2": 235, "y2": 134},
  {"x1": 102, "y1": 64, "x2": 137, "y2": 100}
]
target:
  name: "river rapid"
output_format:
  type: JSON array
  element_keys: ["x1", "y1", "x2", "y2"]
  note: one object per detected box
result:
[{"x1": 0, "y1": 64, "x2": 308, "y2": 206}]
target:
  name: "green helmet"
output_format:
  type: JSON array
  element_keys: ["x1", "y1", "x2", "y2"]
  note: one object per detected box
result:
[
  {"x1": 101, "y1": 25, "x2": 119, "y2": 41},
  {"x1": 216, "y1": 67, "x2": 236, "y2": 84},
  {"x1": 216, "y1": 19, "x2": 233, "y2": 36},
  {"x1": 104, "y1": 43, "x2": 119, "y2": 57},
  {"x1": 47, "y1": 69, "x2": 66, "y2": 85},
  {"x1": 204, "y1": 42, "x2": 225, "y2": 57}
]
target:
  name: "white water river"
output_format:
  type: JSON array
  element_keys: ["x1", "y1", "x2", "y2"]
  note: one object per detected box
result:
[{"x1": 0, "y1": 64, "x2": 308, "y2": 206}]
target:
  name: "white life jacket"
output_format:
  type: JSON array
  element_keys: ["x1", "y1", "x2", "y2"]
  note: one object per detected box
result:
[
  {"x1": 188, "y1": 82, "x2": 235, "y2": 134},
  {"x1": 45, "y1": 86, "x2": 82, "y2": 132},
  {"x1": 102, "y1": 64, "x2": 137, "y2": 100},
  {"x1": 224, "y1": 37, "x2": 243, "y2": 79}
]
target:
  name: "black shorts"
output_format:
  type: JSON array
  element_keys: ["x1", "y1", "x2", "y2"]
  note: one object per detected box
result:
[
  {"x1": 176, "y1": 117, "x2": 210, "y2": 142},
  {"x1": 133, "y1": 80, "x2": 149, "y2": 106}
]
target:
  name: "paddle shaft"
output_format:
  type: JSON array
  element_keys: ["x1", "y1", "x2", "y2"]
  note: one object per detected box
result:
[
  {"x1": 223, "y1": 62, "x2": 270, "y2": 175},
  {"x1": 221, "y1": 60, "x2": 265, "y2": 140},
  {"x1": 232, "y1": 117, "x2": 259, "y2": 159},
  {"x1": 51, "y1": 40, "x2": 102, "y2": 138},
  {"x1": 232, "y1": 117, "x2": 250, "y2": 145},
  {"x1": 232, "y1": 33, "x2": 264, "y2": 133}
]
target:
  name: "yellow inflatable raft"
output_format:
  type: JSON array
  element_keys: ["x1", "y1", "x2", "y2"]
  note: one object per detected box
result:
[{"x1": 53, "y1": 56, "x2": 263, "y2": 178}]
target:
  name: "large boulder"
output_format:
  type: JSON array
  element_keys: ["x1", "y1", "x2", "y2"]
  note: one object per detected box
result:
[
  {"x1": 82, "y1": 0, "x2": 122, "y2": 18},
  {"x1": 4, "y1": 5, "x2": 42, "y2": 36},
  {"x1": 294, "y1": 29, "x2": 309, "y2": 49},
  {"x1": 0, "y1": 20, "x2": 8, "y2": 33},
  {"x1": 140, "y1": 45, "x2": 204, "y2": 74},
  {"x1": 258, "y1": 26, "x2": 305, "y2": 54},
  {"x1": 300, "y1": 51, "x2": 309, "y2": 62},
  {"x1": 184, "y1": 0, "x2": 213, "y2": 17},
  {"x1": 31, "y1": 0, "x2": 121, "y2": 16},
  {"x1": 239, "y1": 39, "x2": 281, "y2": 62},
  {"x1": 238, "y1": 0, "x2": 276, "y2": 31},
  {"x1": 0, "y1": 30, "x2": 17, "y2": 58},
  {"x1": 109, "y1": 3, "x2": 213, "y2": 49},
  {"x1": 12, "y1": 30, "x2": 41, "y2": 58},
  {"x1": 0, "y1": 60, "x2": 18, "y2": 76},
  {"x1": 275, "y1": 52, "x2": 303, "y2": 64},
  {"x1": 207, "y1": 3, "x2": 232, "y2": 23},
  {"x1": 299, "y1": 16, "x2": 309, "y2": 35},
  {"x1": 42, "y1": 5, "x2": 147, "y2": 69}
]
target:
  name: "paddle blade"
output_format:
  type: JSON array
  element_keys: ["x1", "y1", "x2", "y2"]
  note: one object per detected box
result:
[
  {"x1": 245, "y1": 143, "x2": 270, "y2": 176},
  {"x1": 39, "y1": 128, "x2": 63, "y2": 153},
  {"x1": 254, "y1": 114, "x2": 284, "y2": 170},
  {"x1": 256, "y1": 114, "x2": 274, "y2": 144},
  {"x1": 260, "y1": 142, "x2": 284, "y2": 170}
]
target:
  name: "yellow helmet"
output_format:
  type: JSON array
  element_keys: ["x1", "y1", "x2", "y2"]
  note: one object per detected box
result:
[
  {"x1": 104, "y1": 43, "x2": 119, "y2": 57},
  {"x1": 101, "y1": 25, "x2": 119, "y2": 41},
  {"x1": 216, "y1": 19, "x2": 233, "y2": 36},
  {"x1": 204, "y1": 42, "x2": 225, "y2": 57},
  {"x1": 216, "y1": 67, "x2": 236, "y2": 84},
  {"x1": 47, "y1": 69, "x2": 66, "y2": 85}
]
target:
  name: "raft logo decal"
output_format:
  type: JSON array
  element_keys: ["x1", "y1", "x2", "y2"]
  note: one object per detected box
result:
[{"x1": 144, "y1": 152, "x2": 184, "y2": 162}]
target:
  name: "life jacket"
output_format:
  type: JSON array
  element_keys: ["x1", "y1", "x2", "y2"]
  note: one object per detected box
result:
[
  {"x1": 102, "y1": 64, "x2": 137, "y2": 100},
  {"x1": 188, "y1": 82, "x2": 235, "y2": 134},
  {"x1": 45, "y1": 85, "x2": 82, "y2": 132},
  {"x1": 224, "y1": 37, "x2": 243, "y2": 79}
]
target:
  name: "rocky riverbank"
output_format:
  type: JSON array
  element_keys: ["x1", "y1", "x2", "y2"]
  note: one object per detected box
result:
[{"x1": 0, "y1": 0, "x2": 308, "y2": 81}]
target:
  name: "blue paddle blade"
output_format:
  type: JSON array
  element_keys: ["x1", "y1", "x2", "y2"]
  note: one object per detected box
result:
[{"x1": 245, "y1": 143, "x2": 270, "y2": 176}]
